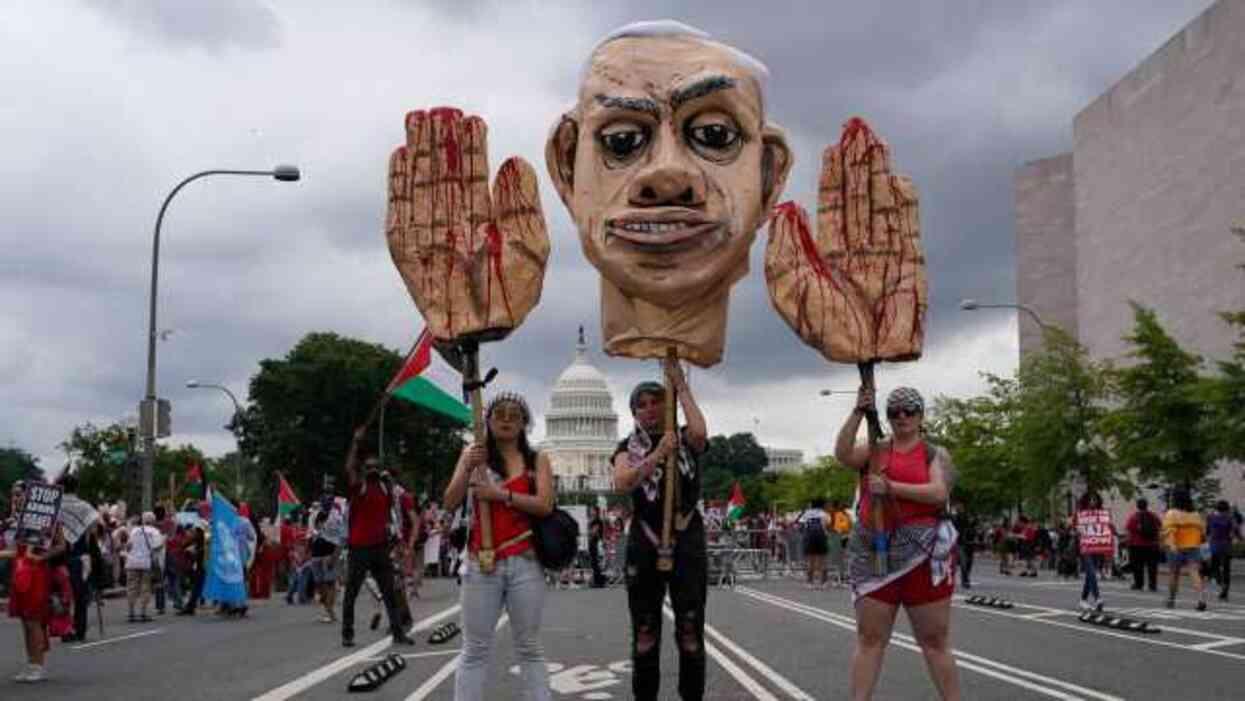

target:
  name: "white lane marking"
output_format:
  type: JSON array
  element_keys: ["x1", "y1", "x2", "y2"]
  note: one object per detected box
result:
[
  {"x1": 738, "y1": 587, "x2": 1123, "y2": 701},
  {"x1": 661, "y1": 603, "x2": 813, "y2": 700},
  {"x1": 71, "y1": 629, "x2": 164, "y2": 650},
  {"x1": 252, "y1": 604, "x2": 460, "y2": 701},
  {"x1": 958, "y1": 595, "x2": 1245, "y2": 644},
  {"x1": 1189, "y1": 639, "x2": 1245, "y2": 651},
  {"x1": 365, "y1": 650, "x2": 461, "y2": 662},
  {"x1": 405, "y1": 614, "x2": 508, "y2": 701},
  {"x1": 663, "y1": 606, "x2": 779, "y2": 701},
  {"x1": 950, "y1": 597, "x2": 1245, "y2": 662}
]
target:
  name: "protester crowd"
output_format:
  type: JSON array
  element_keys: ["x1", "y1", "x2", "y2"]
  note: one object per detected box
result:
[{"x1": 2, "y1": 411, "x2": 1242, "y2": 693}]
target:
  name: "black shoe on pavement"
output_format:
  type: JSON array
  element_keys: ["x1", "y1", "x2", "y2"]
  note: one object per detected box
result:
[
  {"x1": 392, "y1": 633, "x2": 416, "y2": 646},
  {"x1": 1130, "y1": 585, "x2": 1142, "y2": 590},
  {"x1": 1196, "y1": 601, "x2": 1207, "y2": 612},
  {"x1": 342, "y1": 637, "x2": 355, "y2": 648}
]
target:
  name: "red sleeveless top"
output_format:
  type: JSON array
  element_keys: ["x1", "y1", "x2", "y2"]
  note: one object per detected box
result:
[
  {"x1": 469, "y1": 473, "x2": 534, "y2": 560},
  {"x1": 858, "y1": 442, "x2": 941, "y2": 528}
]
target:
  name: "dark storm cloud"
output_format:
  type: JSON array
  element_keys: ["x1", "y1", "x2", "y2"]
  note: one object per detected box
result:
[{"x1": 0, "y1": 0, "x2": 1217, "y2": 464}]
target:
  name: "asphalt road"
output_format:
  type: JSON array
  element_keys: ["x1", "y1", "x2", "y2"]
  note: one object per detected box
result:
[{"x1": 3, "y1": 566, "x2": 1243, "y2": 700}]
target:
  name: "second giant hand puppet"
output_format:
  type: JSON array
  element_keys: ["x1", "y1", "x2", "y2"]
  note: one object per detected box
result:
[{"x1": 545, "y1": 20, "x2": 792, "y2": 368}]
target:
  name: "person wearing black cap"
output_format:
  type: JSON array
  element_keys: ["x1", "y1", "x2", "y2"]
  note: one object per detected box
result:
[
  {"x1": 612, "y1": 359, "x2": 708, "y2": 701},
  {"x1": 340, "y1": 428, "x2": 414, "y2": 647}
]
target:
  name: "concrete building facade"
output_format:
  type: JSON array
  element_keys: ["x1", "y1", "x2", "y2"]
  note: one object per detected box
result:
[{"x1": 1016, "y1": 0, "x2": 1245, "y2": 508}]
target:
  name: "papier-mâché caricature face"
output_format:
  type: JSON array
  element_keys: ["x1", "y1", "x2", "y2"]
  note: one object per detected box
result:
[{"x1": 547, "y1": 22, "x2": 791, "y2": 367}]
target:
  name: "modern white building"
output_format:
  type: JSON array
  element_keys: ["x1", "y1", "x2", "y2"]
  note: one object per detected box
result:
[
  {"x1": 540, "y1": 328, "x2": 619, "y2": 494},
  {"x1": 764, "y1": 446, "x2": 805, "y2": 474},
  {"x1": 1016, "y1": 0, "x2": 1245, "y2": 509}
]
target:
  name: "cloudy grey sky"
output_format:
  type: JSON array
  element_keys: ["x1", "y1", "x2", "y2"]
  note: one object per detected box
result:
[{"x1": 0, "y1": 0, "x2": 1216, "y2": 470}]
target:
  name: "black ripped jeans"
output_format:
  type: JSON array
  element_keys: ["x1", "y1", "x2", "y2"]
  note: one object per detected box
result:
[{"x1": 626, "y1": 516, "x2": 707, "y2": 701}]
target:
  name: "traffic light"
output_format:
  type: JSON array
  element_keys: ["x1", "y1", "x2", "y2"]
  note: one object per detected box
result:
[{"x1": 157, "y1": 399, "x2": 171, "y2": 438}]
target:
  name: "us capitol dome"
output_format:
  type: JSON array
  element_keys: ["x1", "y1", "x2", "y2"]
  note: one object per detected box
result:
[{"x1": 539, "y1": 327, "x2": 619, "y2": 493}]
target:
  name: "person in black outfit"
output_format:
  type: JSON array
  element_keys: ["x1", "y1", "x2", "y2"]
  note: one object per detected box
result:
[
  {"x1": 951, "y1": 503, "x2": 977, "y2": 589},
  {"x1": 58, "y1": 475, "x2": 93, "y2": 642},
  {"x1": 588, "y1": 506, "x2": 606, "y2": 589},
  {"x1": 176, "y1": 525, "x2": 208, "y2": 615},
  {"x1": 612, "y1": 360, "x2": 708, "y2": 701}
]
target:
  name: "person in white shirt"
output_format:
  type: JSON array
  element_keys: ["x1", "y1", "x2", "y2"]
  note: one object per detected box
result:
[
  {"x1": 799, "y1": 498, "x2": 831, "y2": 589},
  {"x1": 126, "y1": 512, "x2": 165, "y2": 623}
]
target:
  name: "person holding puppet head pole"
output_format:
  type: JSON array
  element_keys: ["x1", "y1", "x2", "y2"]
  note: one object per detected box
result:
[
  {"x1": 835, "y1": 386, "x2": 960, "y2": 701},
  {"x1": 612, "y1": 361, "x2": 708, "y2": 701},
  {"x1": 444, "y1": 392, "x2": 555, "y2": 701}
]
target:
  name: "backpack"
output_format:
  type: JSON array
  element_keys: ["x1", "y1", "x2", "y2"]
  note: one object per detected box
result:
[{"x1": 1138, "y1": 512, "x2": 1159, "y2": 541}]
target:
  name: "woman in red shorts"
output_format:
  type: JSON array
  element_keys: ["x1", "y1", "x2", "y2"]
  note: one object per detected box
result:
[
  {"x1": 835, "y1": 386, "x2": 960, "y2": 701},
  {"x1": 2, "y1": 480, "x2": 66, "y2": 683}
]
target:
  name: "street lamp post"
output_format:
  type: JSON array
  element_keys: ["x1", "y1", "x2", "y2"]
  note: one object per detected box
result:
[
  {"x1": 141, "y1": 166, "x2": 299, "y2": 511},
  {"x1": 958, "y1": 298, "x2": 1052, "y2": 331},
  {"x1": 186, "y1": 380, "x2": 246, "y2": 499}
]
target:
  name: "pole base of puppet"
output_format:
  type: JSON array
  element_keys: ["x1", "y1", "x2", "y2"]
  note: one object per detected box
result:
[
  {"x1": 477, "y1": 550, "x2": 496, "y2": 574},
  {"x1": 657, "y1": 547, "x2": 674, "y2": 573}
]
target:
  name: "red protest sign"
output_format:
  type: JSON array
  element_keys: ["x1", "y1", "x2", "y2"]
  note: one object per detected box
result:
[{"x1": 1076, "y1": 509, "x2": 1115, "y2": 555}]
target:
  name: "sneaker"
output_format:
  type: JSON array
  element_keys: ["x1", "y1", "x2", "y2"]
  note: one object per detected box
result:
[
  {"x1": 392, "y1": 633, "x2": 416, "y2": 646},
  {"x1": 1094, "y1": 600, "x2": 1104, "y2": 612},
  {"x1": 1078, "y1": 599, "x2": 1092, "y2": 611},
  {"x1": 17, "y1": 665, "x2": 46, "y2": 683},
  {"x1": 1165, "y1": 597, "x2": 1175, "y2": 609},
  {"x1": 1196, "y1": 601, "x2": 1207, "y2": 612},
  {"x1": 12, "y1": 664, "x2": 35, "y2": 682}
]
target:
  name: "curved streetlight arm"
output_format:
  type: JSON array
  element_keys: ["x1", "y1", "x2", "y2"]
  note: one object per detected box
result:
[
  {"x1": 143, "y1": 167, "x2": 298, "y2": 511},
  {"x1": 959, "y1": 299, "x2": 1051, "y2": 331}
]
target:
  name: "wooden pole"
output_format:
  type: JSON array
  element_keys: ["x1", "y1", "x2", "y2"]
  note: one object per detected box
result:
[
  {"x1": 657, "y1": 347, "x2": 678, "y2": 573},
  {"x1": 858, "y1": 362, "x2": 888, "y2": 577},
  {"x1": 463, "y1": 343, "x2": 495, "y2": 574}
]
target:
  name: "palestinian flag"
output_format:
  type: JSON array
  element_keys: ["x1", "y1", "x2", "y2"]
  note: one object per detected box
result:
[
  {"x1": 726, "y1": 482, "x2": 746, "y2": 523},
  {"x1": 387, "y1": 328, "x2": 472, "y2": 426},
  {"x1": 186, "y1": 463, "x2": 204, "y2": 497},
  {"x1": 277, "y1": 474, "x2": 300, "y2": 517}
]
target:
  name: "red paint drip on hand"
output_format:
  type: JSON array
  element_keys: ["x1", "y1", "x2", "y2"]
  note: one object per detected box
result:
[{"x1": 430, "y1": 107, "x2": 463, "y2": 175}]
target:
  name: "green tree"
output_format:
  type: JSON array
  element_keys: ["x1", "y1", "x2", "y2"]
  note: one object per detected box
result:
[
  {"x1": 1101, "y1": 303, "x2": 1215, "y2": 493},
  {"x1": 61, "y1": 422, "x2": 207, "y2": 507},
  {"x1": 1199, "y1": 224, "x2": 1245, "y2": 464},
  {"x1": 238, "y1": 332, "x2": 465, "y2": 505},
  {"x1": 0, "y1": 447, "x2": 42, "y2": 517},
  {"x1": 762, "y1": 455, "x2": 857, "y2": 515},
  {"x1": 1011, "y1": 328, "x2": 1121, "y2": 501},
  {"x1": 926, "y1": 376, "x2": 1025, "y2": 517},
  {"x1": 699, "y1": 432, "x2": 770, "y2": 505}
]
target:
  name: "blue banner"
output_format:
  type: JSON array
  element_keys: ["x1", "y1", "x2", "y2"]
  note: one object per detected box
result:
[{"x1": 203, "y1": 492, "x2": 248, "y2": 606}]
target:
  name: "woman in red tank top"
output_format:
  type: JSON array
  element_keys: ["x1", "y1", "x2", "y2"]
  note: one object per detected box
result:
[
  {"x1": 834, "y1": 386, "x2": 961, "y2": 701},
  {"x1": 443, "y1": 392, "x2": 555, "y2": 701}
]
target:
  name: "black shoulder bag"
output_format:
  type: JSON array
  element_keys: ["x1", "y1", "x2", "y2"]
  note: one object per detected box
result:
[{"x1": 525, "y1": 457, "x2": 579, "y2": 570}]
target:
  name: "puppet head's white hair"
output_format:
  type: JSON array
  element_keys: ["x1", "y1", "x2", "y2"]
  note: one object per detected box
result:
[{"x1": 582, "y1": 19, "x2": 770, "y2": 95}]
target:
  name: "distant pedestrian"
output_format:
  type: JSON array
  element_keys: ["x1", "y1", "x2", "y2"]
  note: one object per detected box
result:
[
  {"x1": 799, "y1": 498, "x2": 830, "y2": 589},
  {"x1": 1074, "y1": 493, "x2": 1109, "y2": 612},
  {"x1": 126, "y1": 512, "x2": 165, "y2": 623},
  {"x1": 1162, "y1": 488, "x2": 1208, "y2": 611},
  {"x1": 340, "y1": 427, "x2": 413, "y2": 648},
  {"x1": 1125, "y1": 498, "x2": 1161, "y2": 592},
  {"x1": 1206, "y1": 500, "x2": 1241, "y2": 601},
  {"x1": 2, "y1": 480, "x2": 63, "y2": 683}
]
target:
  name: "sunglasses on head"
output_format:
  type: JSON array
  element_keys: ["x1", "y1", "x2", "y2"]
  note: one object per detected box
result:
[{"x1": 887, "y1": 407, "x2": 921, "y2": 419}]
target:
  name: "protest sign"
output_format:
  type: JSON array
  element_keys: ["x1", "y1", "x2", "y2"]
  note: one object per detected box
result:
[
  {"x1": 17, "y1": 482, "x2": 63, "y2": 548},
  {"x1": 1076, "y1": 509, "x2": 1115, "y2": 555}
]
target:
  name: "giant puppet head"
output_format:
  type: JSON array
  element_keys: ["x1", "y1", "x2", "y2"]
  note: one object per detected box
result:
[{"x1": 546, "y1": 21, "x2": 792, "y2": 367}]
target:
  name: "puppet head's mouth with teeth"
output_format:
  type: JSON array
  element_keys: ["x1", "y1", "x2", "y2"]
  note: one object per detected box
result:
[{"x1": 604, "y1": 213, "x2": 724, "y2": 252}]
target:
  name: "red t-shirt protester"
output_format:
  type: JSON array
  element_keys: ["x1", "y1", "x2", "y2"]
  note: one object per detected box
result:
[{"x1": 338, "y1": 427, "x2": 413, "y2": 647}]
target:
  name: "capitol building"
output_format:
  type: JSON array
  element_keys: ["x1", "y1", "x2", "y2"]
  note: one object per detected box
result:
[{"x1": 539, "y1": 328, "x2": 619, "y2": 494}]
